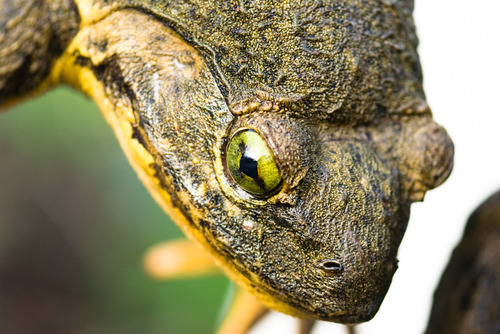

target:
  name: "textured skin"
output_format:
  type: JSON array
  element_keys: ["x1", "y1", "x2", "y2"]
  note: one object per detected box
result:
[
  {"x1": 140, "y1": 0, "x2": 422, "y2": 123},
  {"x1": 0, "y1": 0, "x2": 79, "y2": 104},
  {"x1": 76, "y1": 0, "x2": 424, "y2": 123},
  {"x1": 0, "y1": 0, "x2": 454, "y2": 324}
]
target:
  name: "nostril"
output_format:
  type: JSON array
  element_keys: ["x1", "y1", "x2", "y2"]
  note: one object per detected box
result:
[{"x1": 316, "y1": 259, "x2": 344, "y2": 273}]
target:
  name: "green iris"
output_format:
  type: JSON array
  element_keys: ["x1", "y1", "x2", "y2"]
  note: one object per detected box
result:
[{"x1": 226, "y1": 129, "x2": 282, "y2": 196}]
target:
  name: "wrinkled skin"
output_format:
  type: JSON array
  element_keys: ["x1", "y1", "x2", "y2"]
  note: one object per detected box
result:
[{"x1": 0, "y1": 0, "x2": 453, "y2": 324}]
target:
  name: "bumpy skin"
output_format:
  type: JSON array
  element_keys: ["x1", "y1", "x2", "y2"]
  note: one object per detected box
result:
[{"x1": 0, "y1": 0, "x2": 453, "y2": 324}]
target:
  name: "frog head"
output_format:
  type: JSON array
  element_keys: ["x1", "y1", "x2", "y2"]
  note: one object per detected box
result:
[{"x1": 0, "y1": 0, "x2": 453, "y2": 324}]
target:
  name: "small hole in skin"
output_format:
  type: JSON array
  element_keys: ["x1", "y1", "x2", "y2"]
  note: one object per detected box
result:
[{"x1": 316, "y1": 259, "x2": 344, "y2": 273}]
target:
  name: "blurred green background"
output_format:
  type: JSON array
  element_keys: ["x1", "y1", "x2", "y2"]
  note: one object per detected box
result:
[{"x1": 0, "y1": 87, "x2": 229, "y2": 334}]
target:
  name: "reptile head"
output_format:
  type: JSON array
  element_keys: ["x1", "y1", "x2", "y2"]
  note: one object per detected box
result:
[{"x1": 1, "y1": 0, "x2": 454, "y2": 324}]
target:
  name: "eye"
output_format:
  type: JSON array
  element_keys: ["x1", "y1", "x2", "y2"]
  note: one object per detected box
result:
[{"x1": 226, "y1": 129, "x2": 282, "y2": 196}]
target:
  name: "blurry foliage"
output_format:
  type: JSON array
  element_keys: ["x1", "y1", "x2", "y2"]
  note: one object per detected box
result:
[{"x1": 0, "y1": 87, "x2": 229, "y2": 334}]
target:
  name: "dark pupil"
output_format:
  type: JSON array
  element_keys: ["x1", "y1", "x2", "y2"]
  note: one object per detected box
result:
[{"x1": 240, "y1": 151, "x2": 259, "y2": 179}]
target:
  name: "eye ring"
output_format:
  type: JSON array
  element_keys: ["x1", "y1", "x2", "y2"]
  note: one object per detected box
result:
[{"x1": 224, "y1": 128, "x2": 282, "y2": 198}]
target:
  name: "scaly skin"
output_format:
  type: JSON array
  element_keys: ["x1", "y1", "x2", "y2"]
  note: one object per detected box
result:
[{"x1": 0, "y1": 0, "x2": 453, "y2": 326}]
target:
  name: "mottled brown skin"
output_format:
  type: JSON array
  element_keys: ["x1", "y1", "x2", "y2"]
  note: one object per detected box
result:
[
  {"x1": 1, "y1": 0, "x2": 453, "y2": 324},
  {"x1": 426, "y1": 191, "x2": 500, "y2": 334}
]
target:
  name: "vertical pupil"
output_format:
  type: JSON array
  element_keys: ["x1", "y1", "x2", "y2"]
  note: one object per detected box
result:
[{"x1": 240, "y1": 151, "x2": 259, "y2": 179}]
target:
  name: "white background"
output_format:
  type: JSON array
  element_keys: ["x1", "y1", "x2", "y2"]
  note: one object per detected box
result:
[{"x1": 251, "y1": 1, "x2": 500, "y2": 333}]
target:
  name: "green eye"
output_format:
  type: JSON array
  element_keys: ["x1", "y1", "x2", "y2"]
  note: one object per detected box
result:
[{"x1": 226, "y1": 129, "x2": 282, "y2": 196}]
